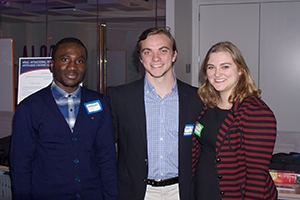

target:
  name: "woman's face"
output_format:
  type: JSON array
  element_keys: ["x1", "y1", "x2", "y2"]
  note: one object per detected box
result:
[{"x1": 206, "y1": 51, "x2": 241, "y2": 99}]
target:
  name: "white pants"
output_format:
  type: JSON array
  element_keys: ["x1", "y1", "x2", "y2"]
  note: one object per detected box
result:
[{"x1": 144, "y1": 183, "x2": 180, "y2": 200}]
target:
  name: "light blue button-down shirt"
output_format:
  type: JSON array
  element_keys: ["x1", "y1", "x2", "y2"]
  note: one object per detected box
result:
[
  {"x1": 51, "y1": 81, "x2": 81, "y2": 131},
  {"x1": 144, "y1": 77, "x2": 179, "y2": 180}
]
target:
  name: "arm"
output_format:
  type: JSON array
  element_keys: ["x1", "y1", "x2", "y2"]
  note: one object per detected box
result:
[
  {"x1": 96, "y1": 98, "x2": 118, "y2": 200},
  {"x1": 10, "y1": 104, "x2": 37, "y2": 200},
  {"x1": 243, "y1": 105, "x2": 276, "y2": 172},
  {"x1": 243, "y1": 105, "x2": 277, "y2": 198}
]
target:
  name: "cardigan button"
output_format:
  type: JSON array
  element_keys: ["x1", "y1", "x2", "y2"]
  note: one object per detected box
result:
[
  {"x1": 216, "y1": 158, "x2": 221, "y2": 162},
  {"x1": 220, "y1": 191, "x2": 225, "y2": 195},
  {"x1": 75, "y1": 177, "x2": 81, "y2": 183},
  {"x1": 218, "y1": 175, "x2": 222, "y2": 179}
]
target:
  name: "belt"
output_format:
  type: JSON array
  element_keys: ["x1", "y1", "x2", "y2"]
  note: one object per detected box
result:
[{"x1": 147, "y1": 177, "x2": 179, "y2": 187}]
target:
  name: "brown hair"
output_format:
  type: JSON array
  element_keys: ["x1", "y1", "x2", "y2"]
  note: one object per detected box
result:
[
  {"x1": 136, "y1": 27, "x2": 177, "y2": 62},
  {"x1": 198, "y1": 41, "x2": 261, "y2": 107}
]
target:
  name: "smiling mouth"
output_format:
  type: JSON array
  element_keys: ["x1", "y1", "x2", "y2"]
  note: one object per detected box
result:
[
  {"x1": 151, "y1": 63, "x2": 163, "y2": 68},
  {"x1": 66, "y1": 73, "x2": 78, "y2": 79},
  {"x1": 215, "y1": 79, "x2": 225, "y2": 83}
]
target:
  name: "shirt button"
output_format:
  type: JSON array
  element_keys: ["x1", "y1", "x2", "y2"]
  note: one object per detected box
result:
[
  {"x1": 218, "y1": 175, "x2": 222, "y2": 179},
  {"x1": 220, "y1": 191, "x2": 225, "y2": 195},
  {"x1": 72, "y1": 137, "x2": 77, "y2": 142},
  {"x1": 75, "y1": 177, "x2": 81, "y2": 182},
  {"x1": 74, "y1": 159, "x2": 79, "y2": 164},
  {"x1": 216, "y1": 158, "x2": 221, "y2": 162},
  {"x1": 76, "y1": 193, "x2": 81, "y2": 198}
]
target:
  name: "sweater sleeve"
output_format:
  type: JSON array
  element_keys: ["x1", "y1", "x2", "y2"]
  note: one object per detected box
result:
[
  {"x1": 243, "y1": 105, "x2": 276, "y2": 170},
  {"x1": 10, "y1": 104, "x2": 37, "y2": 200},
  {"x1": 242, "y1": 104, "x2": 277, "y2": 199}
]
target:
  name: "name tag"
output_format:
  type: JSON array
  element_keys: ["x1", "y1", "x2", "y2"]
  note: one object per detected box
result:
[
  {"x1": 84, "y1": 100, "x2": 102, "y2": 114},
  {"x1": 184, "y1": 124, "x2": 194, "y2": 136},
  {"x1": 194, "y1": 122, "x2": 204, "y2": 137}
]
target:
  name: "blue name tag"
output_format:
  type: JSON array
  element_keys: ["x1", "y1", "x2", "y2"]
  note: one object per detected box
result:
[
  {"x1": 84, "y1": 100, "x2": 103, "y2": 114},
  {"x1": 183, "y1": 124, "x2": 194, "y2": 136}
]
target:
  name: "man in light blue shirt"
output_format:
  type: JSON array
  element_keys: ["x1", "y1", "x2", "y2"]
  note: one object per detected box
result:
[
  {"x1": 109, "y1": 27, "x2": 203, "y2": 200},
  {"x1": 145, "y1": 76, "x2": 179, "y2": 182}
]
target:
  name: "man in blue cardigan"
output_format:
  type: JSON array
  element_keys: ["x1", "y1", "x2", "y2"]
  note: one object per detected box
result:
[{"x1": 10, "y1": 37, "x2": 118, "y2": 200}]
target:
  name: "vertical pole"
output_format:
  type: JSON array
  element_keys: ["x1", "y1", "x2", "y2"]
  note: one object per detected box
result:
[
  {"x1": 45, "y1": 0, "x2": 48, "y2": 52},
  {"x1": 102, "y1": 23, "x2": 107, "y2": 96},
  {"x1": 155, "y1": 0, "x2": 158, "y2": 27},
  {"x1": 98, "y1": 22, "x2": 107, "y2": 95},
  {"x1": 0, "y1": 1, "x2": 2, "y2": 38},
  {"x1": 97, "y1": 0, "x2": 100, "y2": 92}
]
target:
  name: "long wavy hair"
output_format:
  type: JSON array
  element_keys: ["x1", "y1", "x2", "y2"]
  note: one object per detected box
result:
[{"x1": 198, "y1": 41, "x2": 261, "y2": 108}]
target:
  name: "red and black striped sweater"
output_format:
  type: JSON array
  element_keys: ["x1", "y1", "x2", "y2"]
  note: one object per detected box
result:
[{"x1": 192, "y1": 96, "x2": 277, "y2": 200}]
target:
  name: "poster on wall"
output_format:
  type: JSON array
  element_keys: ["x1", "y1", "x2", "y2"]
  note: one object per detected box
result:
[{"x1": 17, "y1": 57, "x2": 52, "y2": 104}]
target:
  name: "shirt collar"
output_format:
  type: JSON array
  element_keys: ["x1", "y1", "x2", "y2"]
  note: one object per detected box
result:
[
  {"x1": 144, "y1": 74, "x2": 178, "y2": 95},
  {"x1": 51, "y1": 81, "x2": 81, "y2": 100}
]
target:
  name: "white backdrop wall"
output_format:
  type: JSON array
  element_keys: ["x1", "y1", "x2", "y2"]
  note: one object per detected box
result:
[{"x1": 166, "y1": 0, "x2": 300, "y2": 153}]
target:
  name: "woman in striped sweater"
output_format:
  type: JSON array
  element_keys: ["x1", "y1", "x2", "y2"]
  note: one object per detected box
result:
[{"x1": 191, "y1": 41, "x2": 277, "y2": 200}]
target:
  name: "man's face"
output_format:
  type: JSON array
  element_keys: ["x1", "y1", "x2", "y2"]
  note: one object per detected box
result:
[
  {"x1": 139, "y1": 33, "x2": 177, "y2": 80},
  {"x1": 50, "y1": 42, "x2": 86, "y2": 93}
]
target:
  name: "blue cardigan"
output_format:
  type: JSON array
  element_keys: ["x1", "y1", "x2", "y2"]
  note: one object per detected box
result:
[{"x1": 10, "y1": 84, "x2": 118, "y2": 200}]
